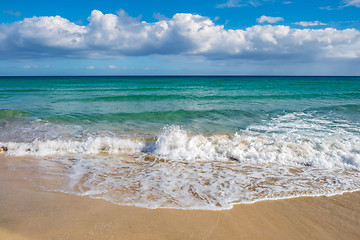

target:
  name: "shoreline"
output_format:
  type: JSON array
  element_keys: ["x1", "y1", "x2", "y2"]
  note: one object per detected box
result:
[
  {"x1": 74, "y1": 187, "x2": 360, "y2": 212},
  {"x1": 1, "y1": 156, "x2": 360, "y2": 240}
]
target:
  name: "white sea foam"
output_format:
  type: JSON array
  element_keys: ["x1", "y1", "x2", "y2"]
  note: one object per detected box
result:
[
  {"x1": 2, "y1": 112, "x2": 360, "y2": 209},
  {"x1": 2, "y1": 137, "x2": 145, "y2": 156},
  {"x1": 151, "y1": 116, "x2": 360, "y2": 170},
  {"x1": 34, "y1": 155, "x2": 360, "y2": 210},
  {"x1": 3, "y1": 124, "x2": 359, "y2": 170}
]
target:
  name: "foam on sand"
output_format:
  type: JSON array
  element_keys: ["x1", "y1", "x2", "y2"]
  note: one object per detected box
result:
[{"x1": 1, "y1": 154, "x2": 360, "y2": 240}]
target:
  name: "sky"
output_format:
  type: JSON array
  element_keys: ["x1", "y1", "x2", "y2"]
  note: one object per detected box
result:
[{"x1": 1, "y1": 0, "x2": 360, "y2": 75}]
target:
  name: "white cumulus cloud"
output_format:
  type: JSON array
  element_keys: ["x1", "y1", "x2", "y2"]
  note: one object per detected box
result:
[
  {"x1": 257, "y1": 15, "x2": 284, "y2": 24},
  {"x1": 0, "y1": 10, "x2": 360, "y2": 62}
]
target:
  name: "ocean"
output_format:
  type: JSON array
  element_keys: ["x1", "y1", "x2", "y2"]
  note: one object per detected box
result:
[{"x1": 1, "y1": 76, "x2": 360, "y2": 210}]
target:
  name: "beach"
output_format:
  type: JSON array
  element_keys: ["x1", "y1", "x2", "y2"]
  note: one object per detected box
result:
[
  {"x1": 2, "y1": 0, "x2": 360, "y2": 237},
  {"x1": 1, "y1": 155, "x2": 359, "y2": 240},
  {"x1": 1, "y1": 76, "x2": 360, "y2": 239}
]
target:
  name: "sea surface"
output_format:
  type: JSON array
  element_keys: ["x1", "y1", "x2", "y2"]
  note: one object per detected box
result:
[{"x1": 1, "y1": 76, "x2": 360, "y2": 210}]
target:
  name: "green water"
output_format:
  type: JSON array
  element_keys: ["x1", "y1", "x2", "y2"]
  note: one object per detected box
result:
[{"x1": 1, "y1": 76, "x2": 359, "y2": 135}]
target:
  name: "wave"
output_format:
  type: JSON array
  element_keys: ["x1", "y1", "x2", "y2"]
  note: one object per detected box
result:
[
  {"x1": 2, "y1": 120, "x2": 360, "y2": 170},
  {"x1": 42, "y1": 109, "x2": 257, "y2": 125},
  {"x1": 2, "y1": 112, "x2": 360, "y2": 210},
  {"x1": 2, "y1": 89, "x2": 45, "y2": 93},
  {"x1": 0, "y1": 109, "x2": 31, "y2": 120},
  {"x1": 51, "y1": 92, "x2": 360, "y2": 103},
  {"x1": 4, "y1": 124, "x2": 359, "y2": 210},
  {"x1": 2, "y1": 137, "x2": 145, "y2": 156},
  {"x1": 321, "y1": 104, "x2": 360, "y2": 112}
]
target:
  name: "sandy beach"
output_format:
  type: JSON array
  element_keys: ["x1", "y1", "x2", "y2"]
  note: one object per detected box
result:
[
  {"x1": 0, "y1": 155, "x2": 359, "y2": 240},
  {"x1": 2, "y1": 0, "x2": 360, "y2": 238}
]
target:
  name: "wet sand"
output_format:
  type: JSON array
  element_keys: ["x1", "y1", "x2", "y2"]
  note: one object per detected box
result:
[{"x1": 1, "y1": 155, "x2": 359, "y2": 240}]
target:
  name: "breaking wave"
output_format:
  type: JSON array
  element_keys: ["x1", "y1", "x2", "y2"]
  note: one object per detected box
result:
[{"x1": 2, "y1": 112, "x2": 360, "y2": 209}]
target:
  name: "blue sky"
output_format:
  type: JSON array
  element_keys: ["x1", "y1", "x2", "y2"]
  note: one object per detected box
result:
[{"x1": 1, "y1": 0, "x2": 360, "y2": 75}]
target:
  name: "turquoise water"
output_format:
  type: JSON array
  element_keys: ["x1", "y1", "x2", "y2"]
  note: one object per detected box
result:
[
  {"x1": 1, "y1": 76, "x2": 359, "y2": 135},
  {"x1": 1, "y1": 76, "x2": 360, "y2": 209}
]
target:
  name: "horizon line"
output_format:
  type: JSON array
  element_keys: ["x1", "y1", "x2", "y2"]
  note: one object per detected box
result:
[{"x1": 1, "y1": 75, "x2": 360, "y2": 78}]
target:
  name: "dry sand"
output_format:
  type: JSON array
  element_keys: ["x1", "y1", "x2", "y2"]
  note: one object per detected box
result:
[{"x1": 0, "y1": 155, "x2": 359, "y2": 240}]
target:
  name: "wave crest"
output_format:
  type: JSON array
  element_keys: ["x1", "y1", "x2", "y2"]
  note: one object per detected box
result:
[{"x1": 2, "y1": 122, "x2": 360, "y2": 170}]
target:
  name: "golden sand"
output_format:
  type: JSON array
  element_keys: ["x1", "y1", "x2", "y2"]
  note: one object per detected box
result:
[{"x1": 0, "y1": 155, "x2": 359, "y2": 240}]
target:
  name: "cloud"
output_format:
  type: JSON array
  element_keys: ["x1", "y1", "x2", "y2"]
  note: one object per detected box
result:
[
  {"x1": 2, "y1": 10, "x2": 21, "y2": 17},
  {"x1": 257, "y1": 16, "x2": 284, "y2": 24},
  {"x1": 216, "y1": 0, "x2": 265, "y2": 8},
  {"x1": 343, "y1": 0, "x2": 360, "y2": 7},
  {"x1": 153, "y1": 12, "x2": 169, "y2": 21},
  {"x1": 24, "y1": 64, "x2": 38, "y2": 69},
  {"x1": 322, "y1": 0, "x2": 360, "y2": 10},
  {"x1": 216, "y1": 0, "x2": 246, "y2": 8},
  {"x1": 86, "y1": 65, "x2": 95, "y2": 70},
  {"x1": 319, "y1": 6, "x2": 336, "y2": 11},
  {"x1": 0, "y1": 10, "x2": 360, "y2": 62},
  {"x1": 108, "y1": 65, "x2": 117, "y2": 69},
  {"x1": 293, "y1": 21, "x2": 327, "y2": 27}
]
